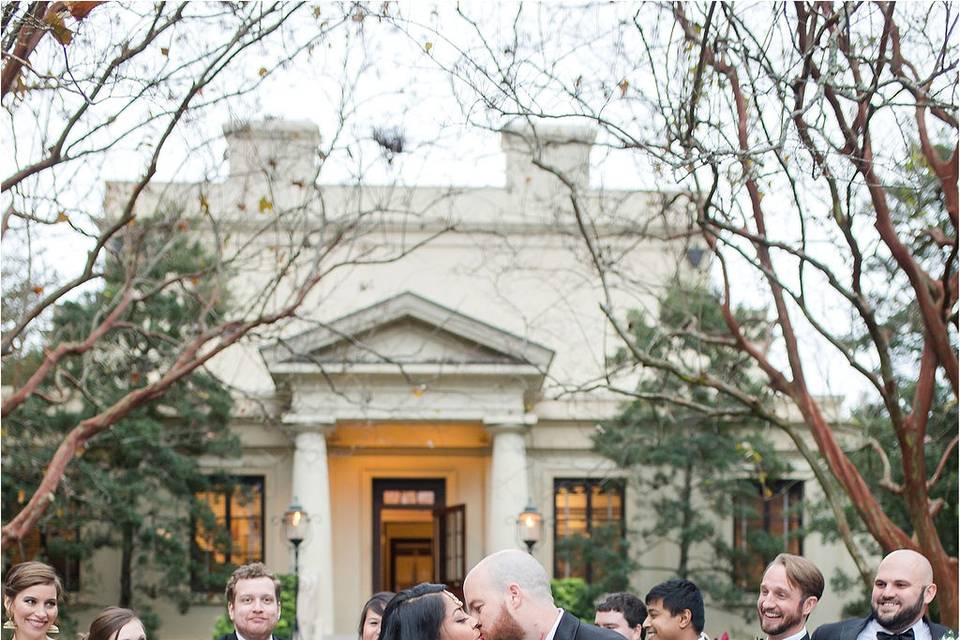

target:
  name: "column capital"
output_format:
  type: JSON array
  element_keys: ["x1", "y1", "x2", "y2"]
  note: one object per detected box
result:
[
  {"x1": 282, "y1": 412, "x2": 336, "y2": 435},
  {"x1": 483, "y1": 413, "x2": 537, "y2": 434}
]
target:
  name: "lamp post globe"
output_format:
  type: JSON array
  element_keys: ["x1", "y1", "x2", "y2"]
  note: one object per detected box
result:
[
  {"x1": 517, "y1": 500, "x2": 543, "y2": 554},
  {"x1": 282, "y1": 499, "x2": 309, "y2": 639}
]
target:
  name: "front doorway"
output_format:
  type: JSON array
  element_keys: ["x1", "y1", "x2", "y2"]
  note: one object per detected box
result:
[{"x1": 373, "y1": 478, "x2": 445, "y2": 592}]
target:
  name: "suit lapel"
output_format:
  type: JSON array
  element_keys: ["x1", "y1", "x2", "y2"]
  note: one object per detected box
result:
[
  {"x1": 555, "y1": 611, "x2": 579, "y2": 640},
  {"x1": 845, "y1": 617, "x2": 872, "y2": 640},
  {"x1": 929, "y1": 623, "x2": 948, "y2": 640}
]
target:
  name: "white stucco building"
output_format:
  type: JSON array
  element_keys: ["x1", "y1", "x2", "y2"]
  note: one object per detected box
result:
[{"x1": 83, "y1": 120, "x2": 857, "y2": 639}]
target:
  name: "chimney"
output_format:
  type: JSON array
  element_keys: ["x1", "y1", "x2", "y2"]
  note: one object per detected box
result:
[
  {"x1": 501, "y1": 122, "x2": 596, "y2": 198},
  {"x1": 223, "y1": 119, "x2": 321, "y2": 184}
]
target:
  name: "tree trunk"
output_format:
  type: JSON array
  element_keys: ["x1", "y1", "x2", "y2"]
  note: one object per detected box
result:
[
  {"x1": 120, "y1": 523, "x2": 133, "y2": 609},
  {"x1": 677, "y1": 458, "x2": 695, "y2": 579}
]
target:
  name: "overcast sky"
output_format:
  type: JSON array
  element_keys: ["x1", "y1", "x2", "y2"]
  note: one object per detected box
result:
[{"x1": 5, "y1": 1, "x2": 929, "y2": 410}]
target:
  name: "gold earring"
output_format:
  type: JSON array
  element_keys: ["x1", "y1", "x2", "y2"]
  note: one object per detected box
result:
[
  {"x1": 49, "y1": 624, "x2": 60, "y2": 634},
  {"x1": 2, "y1": 620, "x2": 15, "y2": 630}
]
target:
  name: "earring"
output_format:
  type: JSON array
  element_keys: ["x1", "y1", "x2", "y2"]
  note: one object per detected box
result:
[
  {"x1": 49, "y1": 624, "x2": 60, "y2": 634},
  {"x1": 2, "y1": 620, "x2": 14, "y2": 629}
]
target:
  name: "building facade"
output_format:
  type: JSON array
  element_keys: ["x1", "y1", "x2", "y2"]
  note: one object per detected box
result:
[{"x1": 86, "y1": 121, "x2": 858, "y2": 639}]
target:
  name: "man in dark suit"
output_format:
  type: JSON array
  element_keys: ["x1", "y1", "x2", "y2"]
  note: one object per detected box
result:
[
  {"x1": 642, "y1": 579, "x2": 710, "y2": 640},
  {"x1": 217, "y1": 562, "x2": 283, "y2": 640},
  {"x1": 757, "y1": 554, "x2": 824, "y2": 640},
  {"x1": 463, "y1": 549, "x2": 621, "y2": 640},
  {"x1": 811, "y1": 550, "x2": 952, "y2": 640}
]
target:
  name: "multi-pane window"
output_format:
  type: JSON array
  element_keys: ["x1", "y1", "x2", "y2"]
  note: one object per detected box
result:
[
  {"x1": 192, "y1": 476, "x2": 265, "y2": 592},
  {"x1": 732, "y1": 479, "x2": 803, "y2": 589},
  {"x1": 382, "y1": 489, "x2": 436, "y2": 506},
  {"x1": 553, "y1": 478, "x2": 625, "y2": 582}
]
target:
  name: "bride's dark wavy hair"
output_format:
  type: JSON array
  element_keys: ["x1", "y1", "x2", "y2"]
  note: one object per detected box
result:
[{"x1": 379, "y1": 583, "x2": 447, "y2": 640}]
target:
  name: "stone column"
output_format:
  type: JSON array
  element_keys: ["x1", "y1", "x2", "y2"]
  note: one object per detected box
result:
[
  {"x1": 291, "y1": 426, "x2": 335, "y2": 640},
  {"x1": 483, "y1": 416, "x2": 534, "y2": 553}
]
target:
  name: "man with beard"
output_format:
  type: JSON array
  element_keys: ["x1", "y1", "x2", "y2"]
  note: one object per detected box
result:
[
  {"x1": 463, "y1": 549, "x2": 621, "y2": 640},
  {"x1": 812, "y1": 550, "x2": 951, "y2": 640},
  {"x1": 757, "y1": 554, "x2": 824, "y2": 640}
]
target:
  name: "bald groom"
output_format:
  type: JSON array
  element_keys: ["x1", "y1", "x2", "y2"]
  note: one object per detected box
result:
[
  {"x1": 812, "y1": 550, "x2": 952, "y2": 640},
  {"x1": 463, "y1": 549, "x2": 621, "y2": 640}
]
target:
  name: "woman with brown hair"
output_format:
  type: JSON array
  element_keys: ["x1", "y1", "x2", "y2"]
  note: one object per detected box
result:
[
  {"x1": 2, "y1": 561, "x2": 62, "y2": 640},
  {"x1": 83, "y1": 608, "x2": 146, "y2": 640}
]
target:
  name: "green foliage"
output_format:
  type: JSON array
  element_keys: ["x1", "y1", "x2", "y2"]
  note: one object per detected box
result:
[
  {"x1": 596, "y1": 280, "x2": 791, "y2": 617},
  {"x1": 830, "y1": 570, "x2": 871, "y2": 619},
  {"x1": 212, "y1": 574, "x2": 299, "y2": 640},
  {"x1": 553, "y1": 524, "x2": 639, "y2": 622},
  {"x1": 2, "y1": 214, "x2": 240, "y2": 633},
  {"x1": 551, "y1": 578, "x2": 591, "y2": 622}
]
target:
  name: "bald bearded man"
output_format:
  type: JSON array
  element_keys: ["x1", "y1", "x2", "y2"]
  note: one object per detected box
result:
[
  {"x1": 463, "y1": 549, "x2": 621, "y2": 640},
  {"x1": 811, "y1": 550, "x2": 952, "y2": 640}
]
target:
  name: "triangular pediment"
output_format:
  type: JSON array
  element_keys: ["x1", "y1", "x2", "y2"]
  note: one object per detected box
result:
[{"x1": 260, "y1": 292, "x2": 554, "y2": 371}]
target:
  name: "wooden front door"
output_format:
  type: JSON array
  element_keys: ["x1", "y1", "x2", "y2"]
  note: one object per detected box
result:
[{"x1": 433, "y1": 504, "x2": 466, "y2": 599}]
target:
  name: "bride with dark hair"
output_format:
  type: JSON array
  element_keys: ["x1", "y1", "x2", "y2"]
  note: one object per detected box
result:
[{"x1": 379, "y1": 584, "x2": 480, "y2": 640}]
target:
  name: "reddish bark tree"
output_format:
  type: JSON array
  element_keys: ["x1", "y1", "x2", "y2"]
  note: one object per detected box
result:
[
  {"x1": 385, "y1": 1, "x2": 958, "y2": 626},
  {"x1": 0, "y1": 2, "x2": 446, "y2": 550}
]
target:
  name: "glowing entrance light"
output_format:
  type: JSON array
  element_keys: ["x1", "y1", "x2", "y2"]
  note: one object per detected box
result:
[{"x1": 517, "y1": 500, "x2": 543, "y2": 554}]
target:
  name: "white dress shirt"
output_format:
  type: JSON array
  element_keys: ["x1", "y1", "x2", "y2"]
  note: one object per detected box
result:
[
  {"x1": 235, "y1": 632, "x2": 276, "y2": 640},
  {"x1": 543, "y1": 608, "x2": 565, "y2": 640},
  {"x1": 771, "y1": 627, "x2": 810, "y2": 640}
]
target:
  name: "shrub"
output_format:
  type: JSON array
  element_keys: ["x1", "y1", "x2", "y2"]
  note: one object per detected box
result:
[{"x1": 551, "y1": 577, "x2": 592, "y2": 622}]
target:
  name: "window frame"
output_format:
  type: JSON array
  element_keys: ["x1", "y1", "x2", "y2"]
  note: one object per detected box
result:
[
  {"x1": 191, "y1": 475, "x2": 266, "y2": 593},
  {"x1": 732, "y1": 478, "x2": 804, "y2": 590},
  {"x1": 5, "y1": 525, "x2": 82, "y2": 592},
  {"x1": 552, "y1": 477, "x2": 626, "y2": 582}
]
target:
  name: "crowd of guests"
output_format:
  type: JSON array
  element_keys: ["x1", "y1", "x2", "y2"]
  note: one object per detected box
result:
[
  {"x1": 210, "y1": 547, "x2": 950, "y2": 640},
  {"x1": 2, "y1": 547, "x2": 951, "y2": 640}
]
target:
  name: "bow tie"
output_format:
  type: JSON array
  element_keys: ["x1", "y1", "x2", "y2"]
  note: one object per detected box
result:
[{"x1": 877, "y1": 629, "x2": 915, "y2": 640}]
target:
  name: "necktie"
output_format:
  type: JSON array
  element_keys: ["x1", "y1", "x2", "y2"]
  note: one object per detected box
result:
[{"x1": 878, "y1": 629, "x2": 915, "y2": 640}]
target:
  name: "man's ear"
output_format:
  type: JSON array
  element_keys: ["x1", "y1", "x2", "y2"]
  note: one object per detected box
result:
[
  {"x1": 923, "y1": 584, "x2": 937, "y2": 606},
  {"x1": 801, "y1": 596, "x2": 818, "y2": 619},
  {"x1": 678, "y1": 609, "x2": 692, "y2": 629},
  {"x1": 227, "y1": 601, "x2": 236, "y2": 623},
  {"x1": 507, "y1": 583, "x2": 523, "y2": 609}
]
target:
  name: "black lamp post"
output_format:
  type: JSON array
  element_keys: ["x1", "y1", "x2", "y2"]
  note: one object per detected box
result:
[
  {"x1": 283, "y1": 499, "x2": 309, "y2": 640},
  {"x1": 517, "y1": 500, "x2": 543, "y2": 554}
]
